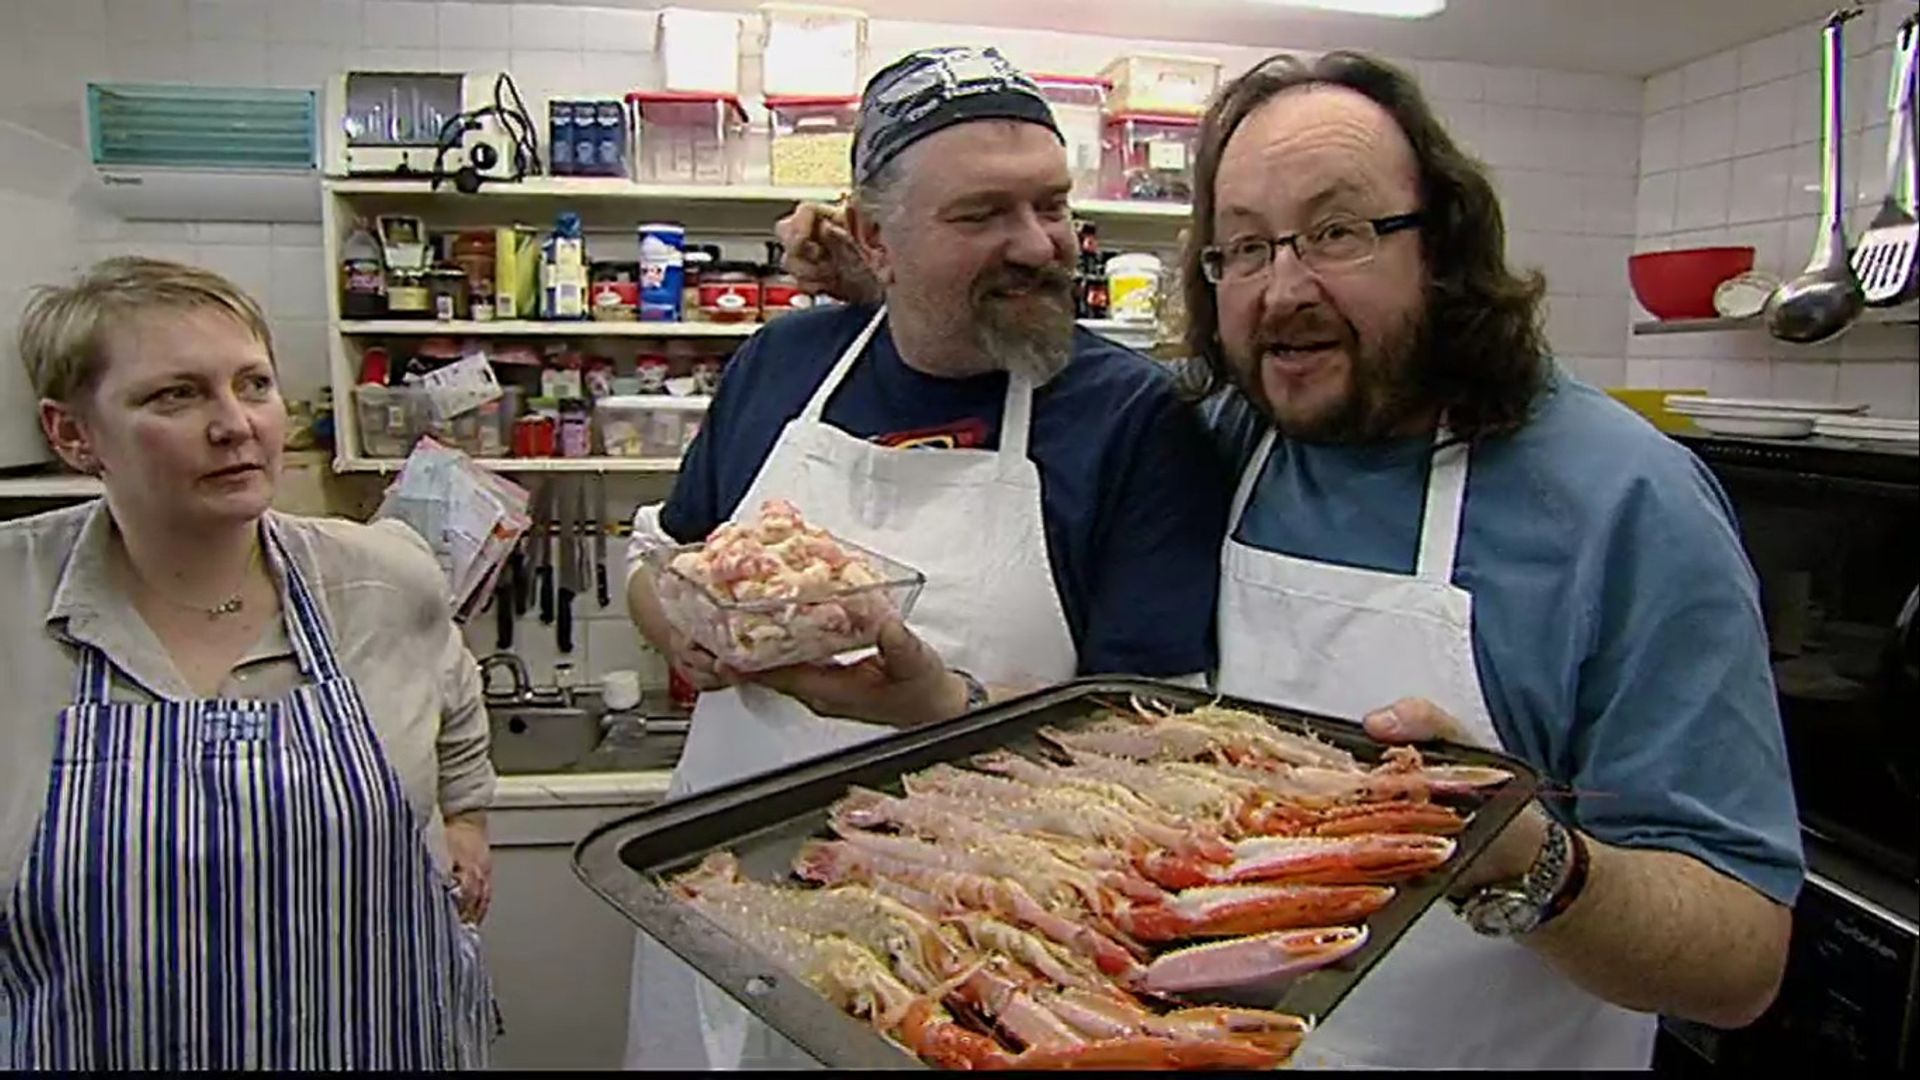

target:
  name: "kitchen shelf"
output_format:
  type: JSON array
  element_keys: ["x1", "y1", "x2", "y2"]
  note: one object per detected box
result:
[
  {"x1": 322, "y1": 177, "x2": 1192, "y2": 221},
  {"x1": 335, "y1": 455, "x2": 683, "y2": 475},
  {"x1": 1633, "y1": 301, "x2": 1919, "y2": 335},
  {"x1": 336, "y1": 319, "x2": 762, "y2": 337},
  {"x1": 0, "y1": 473, "x2": 103, "y2": 499}
]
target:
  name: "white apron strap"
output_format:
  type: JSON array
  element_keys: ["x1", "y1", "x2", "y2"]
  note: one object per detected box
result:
[
  {"x1": 1228, "y1": 428, "x2": 1279, "y2": 529},
  {"x1": 797, "y1": 306, "x2": 889, "y2": 423},
  {"x1": 1415, "y1": 430, "x2": 1470, "y2": 583}
]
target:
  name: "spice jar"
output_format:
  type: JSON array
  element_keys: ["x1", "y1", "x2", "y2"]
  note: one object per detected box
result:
[
  {"x1": 681, "y1": 247, "x2": 714, "y2": 324},
  {"x1": 699, "y1": 261, "x2": 761, "y2": 323},
  {"x1": 427, "y1": 268, "x2": 470, "y2": 321},
  {"x1": 589, "y1": 261, "x2": 640, "y2": 321}
]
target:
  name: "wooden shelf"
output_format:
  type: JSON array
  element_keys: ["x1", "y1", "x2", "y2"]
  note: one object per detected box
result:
[
  {"x1": 335, "y1": 455, "x2": 682, "y2": 475},
  {"x1": 0, "y1": 473, "x2": 103, "y2": 499},
  {"x1": 322, "y1": 177, "x2": 1191, "y2": 222},
  {"x1": 337, "y1": 319, "x2": 761, "y2": 337},
  {"x1": 1633, "y1": 302, "x2": 1919, "y2": 335}
]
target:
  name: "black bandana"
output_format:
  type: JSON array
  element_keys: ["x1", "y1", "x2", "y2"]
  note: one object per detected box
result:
[{"x1": 853, "y1": 46, "x2": 1063, "y2": 188}]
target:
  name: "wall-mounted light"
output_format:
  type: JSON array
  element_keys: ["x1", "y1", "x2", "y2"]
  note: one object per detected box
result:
[{"x1": 1250, "y1": 0, "x2": 1447, "y2": 18}]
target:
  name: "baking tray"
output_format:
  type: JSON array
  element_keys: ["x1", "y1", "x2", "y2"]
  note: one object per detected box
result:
[{"x1": 573, "y1": 676, "x2": 1541, "y2": 1069}]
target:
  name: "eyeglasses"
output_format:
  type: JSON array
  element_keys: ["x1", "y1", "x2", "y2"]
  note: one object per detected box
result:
[{"x1": 1199, "y1": 211, "x2": 1424, "y2": 285}]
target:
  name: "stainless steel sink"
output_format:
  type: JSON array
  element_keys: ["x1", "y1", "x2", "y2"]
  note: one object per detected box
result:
[{"x1": 483, "y1": 659, "x2": 689, "y2": 775}]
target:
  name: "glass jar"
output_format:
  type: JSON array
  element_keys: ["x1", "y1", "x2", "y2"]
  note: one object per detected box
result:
[
  {"x1": 427, "y1": 268, "x2": 470, "y2": 321},
  {"x1": 386, "y1": 269, "x2": 432, "y2": 319}
]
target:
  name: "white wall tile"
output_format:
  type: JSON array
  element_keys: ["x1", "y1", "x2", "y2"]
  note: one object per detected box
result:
[
  {"x1": 1644, "y1": 68, "x2": 1684, "y2": 114},
  {"x1": 585, "y1": 616, "x2": 654, "y2": 684},
  {"x1": 508, "y1": 49, "x2": 585, "y2": 97},
  {"x1": 1635, "y1": 170, "x2": 1678, "y2": 237},
  {"x1": 188, "y1": 39, "x2": 269, "y2": 85},
  {"x1": 1679, "y1": 94, "x2": 1737, "y2": 167},
  {"x1": 1494, "y1": 168, "x2": 1562, "y2": 231},
  {"x1": 194, "y1": 222, "x2": 272, "y2": 245},
  {"x1": 1739, "y1": 27, "x2": 1806, "y2": 88},
  {"x1": 1681, "y1": 49, "x2": 1740, "y2": 104},
  {"x1": 355, "y1": 45, "x2": 440, "y2": 71},
  {"x1": 1788, "y1": 70, "x2": 1822, "y2": 145},
  {"x1": 579, "y1": 6, "x2": 656, "y2": 53},
  {"x1": 1708, "y1": 358, "x2": 1776, "y2": 397},
  {"x1": 1482, "y1": 66, "x2": 1538, "y2": 106},
  {"x1": 578, "y1": 51, "x2": 650, "y2": 96},
  {"x1": 1845, "y1": 45, "x2": 1894, "y2": 135},
  {"x1": 1728, "y1": 147, "x2": 1792, "y2": 224},
  {"x1": 197, "y1": 243, "x2": 273, "y2": 300},
  {"x1": 1675, "y1": 161, "x2": 1733, "y2": 231},
  {"x1": 1663, "y1": 358, "x2": 1715, "y2": 389},
  {"x1": 1852, "y1": 122, "x2": 1894, "y2": 209},
  {"x1": 1414, "y1": 59, "x2": 1484, "y2": 102},
  {"x1": 437, "y1": 47, "x2": 510, "y2": 75},
  {"x1": 1640, "y1": 108, "x2": 1681, "y2": 174},
  {"x1": 1625, "y1": 358, "x2": 1665, "y2": 387},
  {"x1": 264, "y1": 44, "x2": 347, "y2": 89},
  {"x1": 1546, "y1": 297, "x2": 1627, "y2": 356},
  {"x1": 1589, "y1": 113, "x2": 1642, "y2": 177},
  {"x1": 1539, "y1": 71, "x2": 1640, "y2": 114},
  {"x1": 437, "y1": 1, "x2": 510, "y2": 49},
  {"x1": 272, "y1": 223, "x2": 324, "y2": 246},
  {"x1": 105, "y1": 0, "x2": 189, "y2": 43},
  {"x1": 108, "y1": 38, "x2": 194, "y2": 82},
  {"x1": 269, "y1": 244, "x2": 326, "y2": 318},
  {"x1": 189, "y1": 0, "x2": 269, "y2": 41},
  {"x1": 509, "y1": 3, "x2": 585, "y2": 52},
  {"x1": 1878, "y1": 0, "x2": 1918, "y2": 42},
  {"x1": 1733, "y1": 77, "x2": 1798, "y2": 156},
  {"x1": 269, "y1": 317, "x2": 330, "y2": 399},
  {"x1": 21, "y1": 0, "x2": 109, "y2": 39},
  {"x1": 1580, "y1": 238, "x2": 1634, "y2": 297},
  {"x1": 1436, "y1": 100, "x2": 1483, "y2": 154},
  {"x1": 363, "y1": 0, "x2": 439, "y2": 47},
  {"x1": 1772, "y1": 360, "x2": 1842, "y2": 401},
  {"x1": 1582, "y1": 174, "x2": 1637, "y2": 237},
  {"x1": 1478, "y1": 104, "x2": 1534, "y2": 168},
  {"x1": 1837, "y1": 361, "x2": 1919, "y2": 418},
  {"x1": 1725, "y1": 219, "x2": 1790, "y2": 279},
  {"x1": 1563, "y1": 356, "x2": 1626, "y2": 387},
  {"x1": 266, "y1": 0, "x2": 362, "y2": 46}
]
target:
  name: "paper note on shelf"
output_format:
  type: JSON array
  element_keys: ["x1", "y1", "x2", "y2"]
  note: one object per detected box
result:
[{"x1": 372, "y1": 437, "x2": 532, "y2": 622}]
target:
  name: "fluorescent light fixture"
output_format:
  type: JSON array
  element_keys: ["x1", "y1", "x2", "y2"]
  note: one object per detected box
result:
[{"x1": 1253, "y1": 0, "x2": 1447, "y2": 17}]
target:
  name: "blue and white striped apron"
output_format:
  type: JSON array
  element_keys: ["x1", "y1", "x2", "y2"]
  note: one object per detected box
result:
[{"x1": 0, "y1": 525, "x2": 496, "y2": 1069}]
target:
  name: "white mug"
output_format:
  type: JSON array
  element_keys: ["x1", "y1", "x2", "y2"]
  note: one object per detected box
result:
[{"x1": 602, "y1": 669, "x2": 642, "y2": 712}]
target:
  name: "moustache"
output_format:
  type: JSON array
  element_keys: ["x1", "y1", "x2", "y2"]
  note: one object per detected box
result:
[
  {"x1": 973, "y1": 263, "x2": 1075, "y2": 304},
  {"x1": 1255, "y1": 312, "x2": 1352, "y2": 351}
]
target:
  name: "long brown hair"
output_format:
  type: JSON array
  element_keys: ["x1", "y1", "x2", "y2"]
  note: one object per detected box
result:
[{"x1": 1180, "y1": 51, "x2": 1549, "y2": 442}]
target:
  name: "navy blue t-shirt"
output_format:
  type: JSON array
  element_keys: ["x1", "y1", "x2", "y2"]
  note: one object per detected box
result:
[{"x1": 661, "y1": 304, "x2": 1228, "y2": 677}]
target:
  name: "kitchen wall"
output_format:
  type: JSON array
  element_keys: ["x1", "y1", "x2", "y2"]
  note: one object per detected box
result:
[
  {"x1": 1629, "y1": 0, "x2": 1920, "y2": 415},
  {"x1": 0, "y1": 118, "x2": 84, "y2": 469}
]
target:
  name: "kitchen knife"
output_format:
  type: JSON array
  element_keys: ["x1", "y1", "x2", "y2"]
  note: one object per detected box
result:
[
  {"x1": 557, "y1": 476, "x2": 578, "y2": 655},
  {"x1": 533, "y1": 478, "x2": 555, "y2": 626}
]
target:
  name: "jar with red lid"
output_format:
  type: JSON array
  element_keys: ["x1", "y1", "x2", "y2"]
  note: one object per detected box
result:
[
  {"x1": 760, "y1": 240, "x2": 812, "y2": 321},
  {"x1": 699, "y1": 261, "x2": 762, "y2": 323},
  {"x1": 1100, "y1": 112, "x2": 1199, "y2": 202},
  {"x1": 635, "y1": 353, "x2": 672, "y2": 393},
  {"x1": 512, "y1": 414, "x2": 556, "y2": 457}
]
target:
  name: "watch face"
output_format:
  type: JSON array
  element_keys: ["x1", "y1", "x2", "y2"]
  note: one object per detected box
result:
[{"x1": 1469, "y1": 890, "x2": 1541, "y2": 937}]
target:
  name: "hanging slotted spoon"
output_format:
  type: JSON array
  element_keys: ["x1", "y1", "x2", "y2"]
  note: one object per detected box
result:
[{"x1": 1853, "y1": 15, "x2": 1918, "y2": 306}]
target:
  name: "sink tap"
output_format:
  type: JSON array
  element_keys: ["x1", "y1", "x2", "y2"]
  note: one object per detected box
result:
[{"x1": 479, "y1": 653, "x2": 533, "y2": 702}]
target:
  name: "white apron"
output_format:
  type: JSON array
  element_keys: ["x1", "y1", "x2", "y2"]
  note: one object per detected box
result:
[
  {"x1": 0, "y1": 522, "x2": 495, "y2": 1069},
  {"x1": 624, "y1": 307, "x2": 1079, "y2": 1070},
  {"x1": 1216, "y1": 428, "x2": 1658, "y2": 1071}
]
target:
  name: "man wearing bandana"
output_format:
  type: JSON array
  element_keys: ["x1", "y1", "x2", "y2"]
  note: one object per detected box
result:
[{"x1": 619, "y1": 47, "x2": 1228, "y2": 1070}]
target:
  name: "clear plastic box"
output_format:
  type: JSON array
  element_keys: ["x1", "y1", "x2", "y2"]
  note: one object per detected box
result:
[
  {"x1": 1101, "y1": 112, "x2": 1200, "y2": 203},
  {"x1": 1098, "y1": 53, "x2": 1222, "y2": 117},
  {"x1": 1032, "y1": 74, "x2": 1109, "y2": 198},
  {"x1": 355, "y1": 384, "x2": 428, "y2": 458},
  {"x1": 427, "y1": 387, "x2": 520, "y2": 458},
  {"x1": 766, "y1": 95, "x2": 858, "y2": 188},
  {"x1": 644, "y1": 534, "x2": 925, "y2": 672},
  {"x1": 596, "y1": 394, "x2": 710, "y2": 458},
  {"x1": 626, "y1": 92, "x2": 748, "y2": 185},
  {"x1": 759, "y1": 3, "x2": 868, "y2": 98}
]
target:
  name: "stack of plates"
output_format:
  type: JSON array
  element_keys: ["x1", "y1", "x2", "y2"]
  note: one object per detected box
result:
[
  {"x1": 1664, "y1": 395, "x2": 1867, "y2": 438},
  {"x1": 1811, "y1": 414, "x2": 1920, "y2": 444}
]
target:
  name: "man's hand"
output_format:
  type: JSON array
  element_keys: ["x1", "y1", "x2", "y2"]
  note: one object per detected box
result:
[
  {"x1": 727, "y1": 619, "x2": 969, "y2": 728},
  {"x1": 1362, "y1": 696, "x2": 1549, "y2": 892},
  {"x1": 774, "y1": 201, "x2": 883, "y2": 304},
  {"x1": 444, "y1": 811, "x2": 493, "y2": 926}
]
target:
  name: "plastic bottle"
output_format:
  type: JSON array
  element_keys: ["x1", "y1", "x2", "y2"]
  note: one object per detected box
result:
[
  {"x1": 341, "y1": 222, "x2": 387, "y2": 318},
  {"x1": 541, "y1": 212, "x2": 589, "y2": 320}
]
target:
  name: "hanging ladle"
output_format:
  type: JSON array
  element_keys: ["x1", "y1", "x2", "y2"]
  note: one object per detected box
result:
[{"x1": 1766, "y1": 6, "x2": 1868, "y2": 344}]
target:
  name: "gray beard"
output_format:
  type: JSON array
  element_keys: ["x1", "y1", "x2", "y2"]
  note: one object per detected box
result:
[{"x1": 975, "y1": 303, "x2": 1074, "y2": 384}]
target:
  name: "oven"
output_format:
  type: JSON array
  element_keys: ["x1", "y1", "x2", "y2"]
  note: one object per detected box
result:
[{"x1": 1653, "y1": 433, "x2": 1919, "y2": 1074}]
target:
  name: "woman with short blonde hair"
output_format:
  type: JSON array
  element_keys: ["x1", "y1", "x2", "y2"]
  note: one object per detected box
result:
[{"x1": 0, "y1": 256, "x2": 498, "y2": 1069}]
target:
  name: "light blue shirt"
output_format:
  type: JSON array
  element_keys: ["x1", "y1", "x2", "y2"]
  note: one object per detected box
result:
[{"x1": 1210, "y1": 368, "x2": 1806, "y2": 905}]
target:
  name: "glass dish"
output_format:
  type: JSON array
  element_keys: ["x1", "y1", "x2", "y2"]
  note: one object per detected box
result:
[{"x1": 644, "y1": 536, "x2": 926, "y2": 673}]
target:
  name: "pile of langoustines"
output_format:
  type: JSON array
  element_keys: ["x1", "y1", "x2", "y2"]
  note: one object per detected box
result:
[{"x1": 670, "y1": 701, "x2": 1514, "y2": 1069}]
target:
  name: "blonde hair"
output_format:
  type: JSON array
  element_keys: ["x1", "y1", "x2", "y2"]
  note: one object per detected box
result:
[{"x1": 17, "y1": 256, "x2": 275, "y2": 405}]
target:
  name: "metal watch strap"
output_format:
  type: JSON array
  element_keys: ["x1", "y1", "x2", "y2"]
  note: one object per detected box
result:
[{"x1": 1536, "y1": 821, "x2": 1590, "y2": 929}]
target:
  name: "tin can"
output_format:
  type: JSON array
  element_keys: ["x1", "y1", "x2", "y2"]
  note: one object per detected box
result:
[{"x1": 637, "y1": 223, "x2": 686, "y2": 322}]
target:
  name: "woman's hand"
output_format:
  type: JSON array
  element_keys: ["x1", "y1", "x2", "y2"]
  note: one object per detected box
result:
[
  {"x1": 774, "y1": 201, "x2": 884, "y2": 305},
  {"x1": 729, "y1": 619, "x2": 969, "y2": 728},
  {"x1": 444, "y1": 811, "x2": 493, "y2": 926}
]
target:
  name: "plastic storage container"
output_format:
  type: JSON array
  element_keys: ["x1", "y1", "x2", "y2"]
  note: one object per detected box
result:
[
  {"x1": 1032, "y1": 75, "x2": 1109, "y2": 198},
  {"x1": 355, "y1": 384, "x2": 428, "y2": 458},
  {"x1": 644, "y1": 534, "x2": 925, "y2": 672},
  {"x1": 658, "y1": 7, "x2": 743, "y2": 95},
  {"x1": 596, "y1": 394, "x2": 711, "y2": 458},
  {"x1": 1098, "y1": 53, "x2": 1221, "y2": 116},
  {"x1": 427, "y1": 387, "x2": 521, "y2": 457},
  {"x1": 1101, "y1": 112, "x2": 1199, "y2": 202},
  {"x1": 627, "y1": 92, "x2": 748, "y2": 185},
  {"x1": 766, "y1": 95, "x2": 858, "y2": 187},
  {"x1": 759, "y1": 4, "x2": 868, "y2": 98}
]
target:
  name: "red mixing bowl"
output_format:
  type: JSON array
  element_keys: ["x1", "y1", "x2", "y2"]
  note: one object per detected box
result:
[{"x1": 1628, "y1": 247, "x2": 1756, "y2": 320}]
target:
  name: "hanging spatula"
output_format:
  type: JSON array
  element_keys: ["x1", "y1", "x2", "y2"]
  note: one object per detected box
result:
[{"x1": 1854, "y1": 15, "x2": 1918, "y2": 306}]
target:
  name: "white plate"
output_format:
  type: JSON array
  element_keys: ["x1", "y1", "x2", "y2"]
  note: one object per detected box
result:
[
  {"x1": 1814, "y1": 415, "x2": 1920, "y2": 431},
  {"x1": 1813, "y1": 416, "x2": 1920, "y2": 442},
  {"x1": 1666, "y1": 395, "x2": 1867, "y2": 416},
  {"x1": 1690, "y1": 413, "x2": 1816, "y2": 438}
]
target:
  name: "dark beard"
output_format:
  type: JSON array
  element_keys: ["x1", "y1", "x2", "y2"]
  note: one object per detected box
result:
[
  {"x1": 969, "y1": 262, "x2": 1076, "y2": 385},
  {"x1": 1235, "y1": 305, "x2": 1432, "y2": 445}
]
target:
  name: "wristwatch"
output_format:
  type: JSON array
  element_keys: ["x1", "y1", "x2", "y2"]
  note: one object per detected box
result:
[
  {"x1": 951, "y1": 669, "x2": 990, "y2": 712},
  {"x1": 1456, "y1": 816, "x2": 1589, "y2": 938}
]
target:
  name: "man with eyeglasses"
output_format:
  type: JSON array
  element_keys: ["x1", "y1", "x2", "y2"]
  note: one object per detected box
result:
[{"x1": 775, "y1": 48, "x2": 1800, "y2": 1072}]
